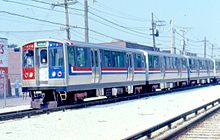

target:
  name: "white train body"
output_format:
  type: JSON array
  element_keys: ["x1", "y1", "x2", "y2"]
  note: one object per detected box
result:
[
  {"x1": 144, "y1": 50, "x2": 189, "y2": 89},
  {"x1": 21, "y1": 39, "x2": 218, "y2": 108}
]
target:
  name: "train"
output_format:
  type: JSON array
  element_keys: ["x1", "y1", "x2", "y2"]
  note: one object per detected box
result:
[{"x1": 21, "y1": 39, "x2": 220, "y2": 108}]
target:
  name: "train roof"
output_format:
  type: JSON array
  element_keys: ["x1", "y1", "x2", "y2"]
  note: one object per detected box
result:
[
  {"x1": 67, "y1": 40, "x2": 148, "y2": 54},
  {"x1": 21, "y1": 38, "x2": 217, "y2": 61},
  {"x1": 21, "y1": 38, "x2": 146, "y2": 54},
  {"x1": 141, "y1": 49, "x2": 185, "y2": 58}
]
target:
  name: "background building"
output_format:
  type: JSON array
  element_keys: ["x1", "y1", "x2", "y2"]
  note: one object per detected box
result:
[
  {"x1": 8, "y1": 48, "x2": 21, "y2": 96},
  {"x1": 100, "y1": 40, "x2": 160, "y2": 51},
  {"x1": 0, "y1": 38, "x2": 8, "y2": 97}
]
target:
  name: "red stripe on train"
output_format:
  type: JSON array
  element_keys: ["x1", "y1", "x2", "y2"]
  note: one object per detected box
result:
[
  {"x1": 134, "y1": 68, "x2": 145, "y2": 71},
  {"x1": 102, "y1": 67, "x2": 127, "y2": 71},
  {"x1": 72, "y1": 67, "x2": 92, "y2": 71},
  {"x1": 149, "y1": 68, "x2": 160, "y2": 71}
]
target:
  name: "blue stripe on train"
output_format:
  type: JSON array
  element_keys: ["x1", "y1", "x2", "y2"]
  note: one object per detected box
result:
[{"x1": 70, "y1": 72, "x2": 92, "y2": 75}]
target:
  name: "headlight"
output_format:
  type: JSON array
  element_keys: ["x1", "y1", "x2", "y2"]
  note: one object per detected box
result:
[
  {"x1": 52, "y1": 71, "x2": 56, "y2": 77},
  {"x1": 58, "y1": 71, "x2": 62, "y2": 77},
  {"x1": 29, "y1": 72, "x2": 33, "y2": 78},
  {"x1": 24, "y1": 73, "x2": 28, "y2": 78}
]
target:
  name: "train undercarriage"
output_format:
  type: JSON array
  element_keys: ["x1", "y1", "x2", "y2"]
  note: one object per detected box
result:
[{"x1": 28, "y1": 78, "x2": 217, "y2": 109}]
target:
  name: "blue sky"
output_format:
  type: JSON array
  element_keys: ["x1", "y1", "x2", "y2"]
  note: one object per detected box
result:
[{"x1": 0, "y1": 0, "x2": 220, "y2": 57}]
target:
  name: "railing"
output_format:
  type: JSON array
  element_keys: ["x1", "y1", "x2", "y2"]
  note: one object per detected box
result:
[{"x1": 124, "y1": 98, "x2": 220, "y2": 140}]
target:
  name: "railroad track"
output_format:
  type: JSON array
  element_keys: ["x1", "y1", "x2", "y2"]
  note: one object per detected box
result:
[
  {"x1": 124, "y1": 98, "x2": 220, "y2": 140},
  {"x1": 0, "y1": 83, "x2": 217, "y2": 122},
  {"x1": 176, "y1": 108, "x2": 220, "y2": 139}
]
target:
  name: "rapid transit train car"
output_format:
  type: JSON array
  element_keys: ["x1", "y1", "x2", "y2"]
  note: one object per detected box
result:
[
  {"x1": 21, "y1": 39, "x2": 147, "y2": 108},
  {"x1": 187, "y1": 56, "x2": 214, "y2": 85},
  {"x1": 21, "y1": 39, "x2": 217, "y2": 108},
  {"x1": 143, "y1": 50, "x2": 189, "y2": 90}
]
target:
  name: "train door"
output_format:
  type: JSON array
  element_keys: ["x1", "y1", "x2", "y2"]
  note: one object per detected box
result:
[
  {"x1": 91, "y1": 49, "x2": 101, "y2": 83},
  {"x1": 127, "y1": 53, "x2": 134, "y2": 81},
  {"x1": 36, "y1": 48, "x2": 48, "y2": 85}
]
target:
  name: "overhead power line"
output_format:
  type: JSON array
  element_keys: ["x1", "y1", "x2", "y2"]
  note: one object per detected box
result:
[
  {"x1": 2, "y1": 0, "x2": 83, "y2": 16},
  {"x1": 6, "y1": 0, "x2": 152, "y2": 41},
  {"x1": 0, "y1": 11, "x2": 69, "y2": 27},
  {"x1": 95, "y1": 1, "x2": 149, "y2": 22},
  {"x1": 88, "y1": 10, "x2": 148, "y2": 37},
  {"x1": 32, "y1": 0, "x2": 84, "y2": 12},
  {"x1": 0, "y1": 29, "x2": 64, "y2": 33},
  {"x1": 0, "y1": 10, "x2": 120, "y2": 40},
  {"x1": 31, "y1": 0, "x2": 148, "y2": 37},
  {"x1": 78, "y1": 1, "x2": 149, "y2": 22},
  {"x1": 8, "y1": 0, "x2": 151, "y2": 40}
]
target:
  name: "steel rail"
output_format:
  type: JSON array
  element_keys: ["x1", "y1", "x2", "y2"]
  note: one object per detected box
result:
[
  {"x1": 0, "y1": 83, "x2": 218, "y2": 122},
  {"x1": 123, "y1": 98, "x2": 220, "y2": 140}
]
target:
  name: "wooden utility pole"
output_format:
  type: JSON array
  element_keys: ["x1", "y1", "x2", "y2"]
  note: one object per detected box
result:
[
  {"x1": 52, "y1": 0, "x2": 78, "y2": 40},
  {"x1": 151, "y1": 13, "x2": 156, "y2": 49},
  {"x1": 170, "y1": 19, "x2": 176, "y2": 54},
  {"x1": 181, "y1": 30, "x2": 186, "y2": 55},
  {"x1": 84, "y1": 0, "x2": 89, "y2": 42},
  {"x1": 64, "y1": 0, "x2": 70, "y2": 40}
]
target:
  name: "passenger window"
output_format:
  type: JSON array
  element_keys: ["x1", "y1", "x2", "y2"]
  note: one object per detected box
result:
[
  {"x1": 182, "y1": 58, "x2": 186, "y2": 69},
  {"x1": 174, "y1": 57, "x2": 178, "y2": 69},
  {"x1": 102, "y1": 50, "x2": 125, "y2": 68},
  {"x1": 134, "y1": 54, "x2": 142, "y2": 68},
  {"x1": 75, "y1": 47, "x2": 91, "y2": 68},
  {"x1": 94, "y1": 51, "x2": 99, "y2": 67},
  {"x1": 154, "y1": 56, "x2": 159, "y2": 68},
  {"x1": 167, "y1": 57, "x2": 171, "y2": 69},
  {"x1": 40, "y1": 49, "x2": 47, "y2": 65},
  {"x1": 68, "y1": 46, "x2": 75, "y2": 66},
  {"x1": 103, "y1": 50, "x2": 112, "y2": 67},
  {"x1": 148, "y1": 55, "x2": 153, "y2": 69},
  {"x1": 189, "y1": 59, "x2": 197, "y2": 69},
  {"x1": 114, "y1": 51, "x2": 125, "y2": 67},
  {"x1": 164, "y1": 56, "x2": 167, "y2": 69},
  {"x1": 148, "y1": 55, "x2": 159, "y2": 69}
]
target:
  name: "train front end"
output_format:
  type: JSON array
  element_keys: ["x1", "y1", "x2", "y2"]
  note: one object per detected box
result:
[{"x1": 21, "y1": 39, "x2": 66, "y2": 108}]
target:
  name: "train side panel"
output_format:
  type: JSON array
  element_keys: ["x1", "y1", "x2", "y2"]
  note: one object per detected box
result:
[{"x1": 66, "y1": 43, "x2": 146, "y2": 92}]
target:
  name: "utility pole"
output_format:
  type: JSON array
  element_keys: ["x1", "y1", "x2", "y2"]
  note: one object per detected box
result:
[
  {"x1": 170, "y1": 19, "x2": 176, "y2": 54},
  {"x1": 181, "y1": 30, "x2": 186, "y2": 55},
  {"x1": 150, "y1": 13, "x2": 165, "y2": 51},
  {"x1": 151, "y1": 12, "x2": 156, "y2": 49},
  {"x1": 84, "y1": 0, "x2": 89, "y2": 43},
  {"x1": 52, "y1": 0, "x2": 78, "y2": 40},
  {"x1": 204, "y1": 36, "x2": 206, "y2": 58},
  {"x1": 64, "y1": 0, "x2": 71, "y2": 40}
]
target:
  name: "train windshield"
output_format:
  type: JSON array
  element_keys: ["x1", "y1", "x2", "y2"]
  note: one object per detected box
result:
[
  {"x1": 49, "y1": 48, "x2": 64, "y2": 67},
  {"x1": 23, "y1": 50, "x2": 34, "y2": 68}
]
